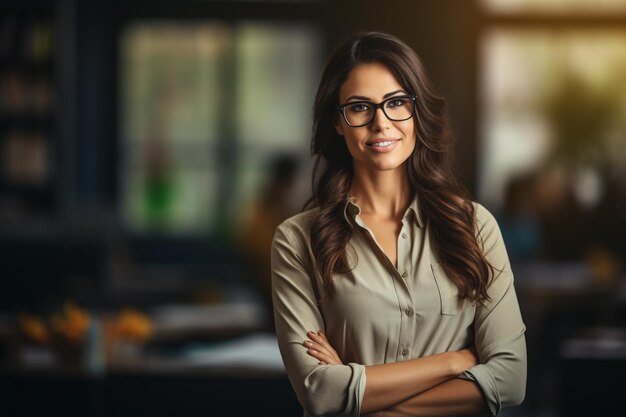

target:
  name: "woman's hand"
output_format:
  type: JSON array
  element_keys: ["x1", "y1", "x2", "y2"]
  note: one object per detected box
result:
[{"x1": 303, "y1": 330, "x2": 343, "y2": 365}]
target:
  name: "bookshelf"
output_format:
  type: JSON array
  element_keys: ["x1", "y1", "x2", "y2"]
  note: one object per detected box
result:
[{"x1": 0, "y1": 3, "x2": 57, "y2": 225}]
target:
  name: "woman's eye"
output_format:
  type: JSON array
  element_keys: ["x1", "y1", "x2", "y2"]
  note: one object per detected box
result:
[
  {"x1": 349, "y1": 103, "x2": 371, "y2": 112},
  {"x1": 387, "y1": 98, "x2": 407, "y2": 108}
]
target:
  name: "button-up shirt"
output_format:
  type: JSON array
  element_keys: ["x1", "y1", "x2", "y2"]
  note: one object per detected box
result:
[{"x1": 271, "y1": 197, "x2": 527, "y2": 417}]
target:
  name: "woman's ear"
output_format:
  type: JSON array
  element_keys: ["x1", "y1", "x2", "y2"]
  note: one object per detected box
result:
[{"x1": 334, "y1": 121, "x2": 344, "y2": 136}]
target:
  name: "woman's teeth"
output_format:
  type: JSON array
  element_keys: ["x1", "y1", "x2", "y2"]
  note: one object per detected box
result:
[{"x1": 370, "y1": 141, "x2": 395, "y2": 147}]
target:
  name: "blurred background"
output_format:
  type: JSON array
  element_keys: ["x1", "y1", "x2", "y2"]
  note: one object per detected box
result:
[{"x1": 1, "y1": 0, "x2": 625, "y2": 416}]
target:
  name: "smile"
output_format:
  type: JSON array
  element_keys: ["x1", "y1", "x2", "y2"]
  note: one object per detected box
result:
[{"x1": 366, "y1": 139, "x2": 400, "y2": 152}]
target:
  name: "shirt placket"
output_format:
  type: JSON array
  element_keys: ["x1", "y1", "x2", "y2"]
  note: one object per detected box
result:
[
  {"x1": 354, "y1": 209, "x2": 417, "y2": 363},
  {"x1": 396, "y1": 217, "x2": 417, "y2": 361}
]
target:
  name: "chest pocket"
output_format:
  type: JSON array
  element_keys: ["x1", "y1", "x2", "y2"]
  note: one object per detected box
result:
[{"x1": 431, "y1": 263, "x2": 462, "y2": 315}]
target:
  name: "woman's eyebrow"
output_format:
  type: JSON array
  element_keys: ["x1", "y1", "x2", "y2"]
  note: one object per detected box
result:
[
  {"x1": 383, "y1": 89, "x2": 407, "y2": 99},
  {"x1": 345, "y1": 89, "x2": 407, "y2": 102}
]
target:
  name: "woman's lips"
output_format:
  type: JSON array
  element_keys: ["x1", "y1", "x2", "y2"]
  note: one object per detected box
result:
[{"x1": 366, "y1": 139, "x2": 400, "y2": 153}]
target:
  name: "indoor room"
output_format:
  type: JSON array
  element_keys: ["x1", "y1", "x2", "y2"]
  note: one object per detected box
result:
[{"x1": 1, "y1": 1, "x2": 625, "y2": 416}]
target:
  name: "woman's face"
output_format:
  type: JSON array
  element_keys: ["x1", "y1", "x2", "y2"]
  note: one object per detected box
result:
[{"x1": 335, "y1": 62, "x2": 416, "y2": 175}]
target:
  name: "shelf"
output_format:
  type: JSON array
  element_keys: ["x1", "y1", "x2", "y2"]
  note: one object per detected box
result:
[{"x1": 0, "y1": 4, "x2": 58, "y2": 223}]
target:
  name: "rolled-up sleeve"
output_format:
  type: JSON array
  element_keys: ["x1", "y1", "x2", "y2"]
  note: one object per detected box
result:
[
  {"x1": 271, "y1": 221, "x2": 366, "y2": 417},
  {"x1": 459, "y1": 204, "x2": 527, "y2": 416}
]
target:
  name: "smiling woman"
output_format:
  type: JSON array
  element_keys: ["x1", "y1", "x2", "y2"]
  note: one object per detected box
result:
[
  {"x1": 271, "y1": 31, "x2": 526, "y2": 417},
  {"x1": 335, "y1": 63, "x2": 417, "y2": 174}
]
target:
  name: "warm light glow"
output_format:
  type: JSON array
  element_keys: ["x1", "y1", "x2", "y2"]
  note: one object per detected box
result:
[
  {"x1": 478, "y1": 28, "x2": 626, "y2": 209},
  {"x1": 481, "y1": 0, "x2": 626, "y2": 14}
]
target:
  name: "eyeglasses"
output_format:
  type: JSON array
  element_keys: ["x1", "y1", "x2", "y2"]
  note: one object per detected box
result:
[{"x1": 337, "y1": 95, "x2": 417, "y2": 127}]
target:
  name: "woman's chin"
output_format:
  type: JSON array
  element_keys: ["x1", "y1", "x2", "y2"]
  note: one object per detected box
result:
[{"x1": 362, "y1": 159, "x2": 408, "y2": 173}]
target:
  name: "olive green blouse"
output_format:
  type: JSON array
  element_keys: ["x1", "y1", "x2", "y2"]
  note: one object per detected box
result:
[{"x1": 271, "y1": 197, "x2": 527, "y2": 417}]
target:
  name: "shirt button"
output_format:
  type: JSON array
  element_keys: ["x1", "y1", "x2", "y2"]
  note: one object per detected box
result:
[
  {"x1": 405, "y1": 307, "x2": 414, "y2": 317},
  {"x1": 401, "y1": 348, "x2": 409, "y2": 356},
  {"x1": 401, "y1": 271, "x2": 408, "y2": 278},
  {"x1": 401, "y1": 232, "x2": 408, "y2": 239}
]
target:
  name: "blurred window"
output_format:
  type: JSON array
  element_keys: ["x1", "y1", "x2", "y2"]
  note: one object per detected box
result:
[
  {"x1": 478, "y1": 28, "x2": 626, "y2": 208},
  {"x1": 119, "y1": 21, "x2": 321, "y2": 235},
  {"x1": 480, "y1": 0, "x2": 626, "y2": 14},
  {"x1": 478, "y1": 1, "x2": 626, "y2": 263}
]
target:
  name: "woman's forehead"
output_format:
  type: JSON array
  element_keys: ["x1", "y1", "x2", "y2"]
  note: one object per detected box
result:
[{"x1": 339, "y1": 63, "x2": 405, "y2": 102}]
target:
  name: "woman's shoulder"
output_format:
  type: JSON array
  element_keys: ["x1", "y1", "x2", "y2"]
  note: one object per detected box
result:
[
  {"x1": 469, "y1": 200, "x2": 505, "y2": 248},
  {"x1": 471, "y1": 201, "x2": 498, "y2": 228},
  {"x1": 274, "y1": 207, "x2": 319, "y2": 244}
]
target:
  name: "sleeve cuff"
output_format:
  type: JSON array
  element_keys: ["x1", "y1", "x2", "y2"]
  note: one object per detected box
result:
[
  {"x1": 349, "y1": 362, "x2": 367, "y2": 417},
  {"x1": 459, "y1": 364, "x2": 500, "y2": 416}
]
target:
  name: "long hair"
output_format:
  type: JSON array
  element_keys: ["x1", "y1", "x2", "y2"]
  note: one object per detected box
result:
[{"x1": 306, "y1": 31, "x2": 494, "y2": 303}]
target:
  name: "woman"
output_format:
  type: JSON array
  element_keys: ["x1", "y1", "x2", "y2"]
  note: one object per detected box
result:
[{"x1": 271, "y1": 31, "x2": 526, "y2": 417}]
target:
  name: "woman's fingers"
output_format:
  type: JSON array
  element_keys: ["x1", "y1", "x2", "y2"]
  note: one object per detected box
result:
[
  {"x1": 305, "y1": 343, "x2": 337, "y2": 364},
  {"x1": 305, "y1": 333, "x2": 330, "y2": 349},
  {"x1": 303, "y1": 339, "x2": 327, "y2": 354},
  {"x1": 309, "y1": 330, "x2": 328, "y2": 343},
  {"x1": 308, "y1": 331, "x2": 332, "y2": 350},
  {"x1": 303, "y1": 340, "x2": 336, "y2": 357},
  {"x1": 306, "y1": 347, "x2": 334, "y2": 363},
  {"x1": 304, "y1": 330, "x2": 342, "y2": 365}
]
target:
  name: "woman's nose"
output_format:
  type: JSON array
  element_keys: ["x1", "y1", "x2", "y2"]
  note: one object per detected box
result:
[{"x1": 369, "y1": 107, "x2": 391, "y2": 131}]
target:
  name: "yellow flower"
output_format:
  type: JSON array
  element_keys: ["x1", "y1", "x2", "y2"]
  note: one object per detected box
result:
[{"x1": 18, "y1": 313, "x2": 50, "y2": 344}]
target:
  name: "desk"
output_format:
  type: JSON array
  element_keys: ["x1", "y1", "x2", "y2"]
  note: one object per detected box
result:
[
  {"x1": 512, "y1": 262, "x2": 625, "y2": 415},
  {"x1": 1, "y1": 334, "x2": 301, "y2": 417},
  {"x1": 559, "y1": 327, "x2": 626, "y2": 417},
  {"x1": 0, "y1": 304, "x2": 302, "y2": 417},
  {"x1": 0, "y1": 366, "x2": 301, "y2": 417}
]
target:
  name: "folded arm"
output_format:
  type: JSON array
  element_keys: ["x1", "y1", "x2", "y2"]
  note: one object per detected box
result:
[
  {"x1": 364, "y1": 379, "x2": 488, "y2": 417},
  {"x1": 273, "y1": 223, "x2": 479, "y2": 417},
  {"x1": 461, "y1": 204, "x2": 527, "y2": 415},
  {"x1": 273, "y1": 223, "x2": 366, "y2": 417},
  {"x1": 305, "y1": 331, "x2": 480, "y2": 414}
]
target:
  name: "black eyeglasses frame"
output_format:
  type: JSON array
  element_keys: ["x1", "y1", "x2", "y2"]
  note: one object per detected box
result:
[{"x1": 337, "y1": 95, "x2": 417, "y2": 127}]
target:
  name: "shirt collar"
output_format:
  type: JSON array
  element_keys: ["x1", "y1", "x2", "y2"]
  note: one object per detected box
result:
[
  {"x1": 343, "y1": 195, "x2": 424, "y2": 228},
  {"x1": 343, "y1": 196, "x2": 361, "y2": 225},
  {"x1": 405, "y1": 196, "x2": 425, "y2": 228}
]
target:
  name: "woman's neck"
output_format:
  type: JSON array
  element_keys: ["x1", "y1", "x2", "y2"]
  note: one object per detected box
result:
[{"x1": 349, "y1": 166, "x2": 412, "y2": 220}]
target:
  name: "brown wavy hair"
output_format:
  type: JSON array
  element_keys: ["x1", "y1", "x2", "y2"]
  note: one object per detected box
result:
[{"x1": 306, "y1": 31, "x2": 495, "y2": 303}]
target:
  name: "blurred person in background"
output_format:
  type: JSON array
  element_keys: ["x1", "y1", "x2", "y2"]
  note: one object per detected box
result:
[
  {"x1": 499, "y1": 172, "x2": 543, "y2": 264},
  {"x1": 239, "y1": 153, "x2": 301, "y2": 327},
  {"x1": 271, "y1": 31, "x2": 526, "y2": 417}
]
